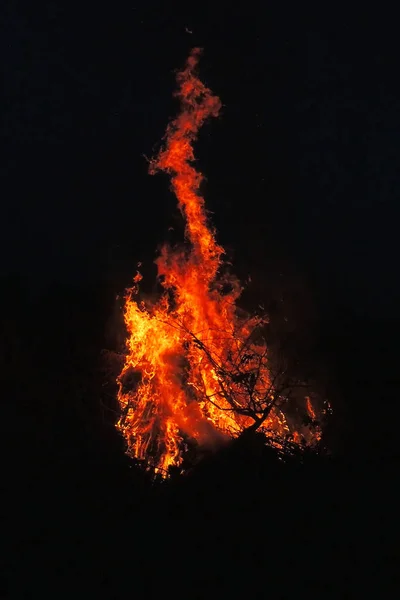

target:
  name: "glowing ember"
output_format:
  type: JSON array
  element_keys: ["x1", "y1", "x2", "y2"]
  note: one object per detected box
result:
[{"x1": 116, "y1": 49, "x2": 321, "y2": 474}]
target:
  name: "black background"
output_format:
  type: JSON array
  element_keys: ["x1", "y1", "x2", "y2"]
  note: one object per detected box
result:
[{"x1": 2, "y1": 2, "x2": 398, "y2": 596}]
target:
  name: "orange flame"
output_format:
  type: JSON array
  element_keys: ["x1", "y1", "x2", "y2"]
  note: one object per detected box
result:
[
  {"x1": 116, "y1": 49, "x2": 321, "y2": 474},
  {"x1": 306, "y1": 396, "x2": 317, "y2": 421}
]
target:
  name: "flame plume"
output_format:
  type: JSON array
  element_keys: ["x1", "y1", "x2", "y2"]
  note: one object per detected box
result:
[{"x1": 116, "y1": 49, "x2": 321, "y2": 474}]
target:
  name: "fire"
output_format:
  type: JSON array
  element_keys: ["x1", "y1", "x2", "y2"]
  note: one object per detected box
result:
[
  {"x1": 116, "y1": 49, "x2": 322, "y2": 474},
  {"x1": 306, "y1": 396, "x2": 317, "y2": 421}
]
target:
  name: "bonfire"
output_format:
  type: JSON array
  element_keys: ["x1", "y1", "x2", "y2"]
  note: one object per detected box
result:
[{"x1": 116, "y1": 49, "x2": 324, "y2": 475}]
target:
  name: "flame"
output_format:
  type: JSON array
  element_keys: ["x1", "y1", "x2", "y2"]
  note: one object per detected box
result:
[
  {"x1": 116, "y1": 49, "x2": 322, "y2": 474},
  {"x1": 306, "y1": 396, "x2": 317, "y2": 421}
]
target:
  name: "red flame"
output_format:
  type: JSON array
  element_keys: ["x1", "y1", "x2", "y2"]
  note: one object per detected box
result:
[{"x1": 116, "y1": 49, "x2": 321, "y2": 474}]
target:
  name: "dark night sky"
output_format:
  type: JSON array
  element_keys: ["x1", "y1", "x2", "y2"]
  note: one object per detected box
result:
[{"x1": 2, "y1": 3, "x2": 399, "y2": 318}]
